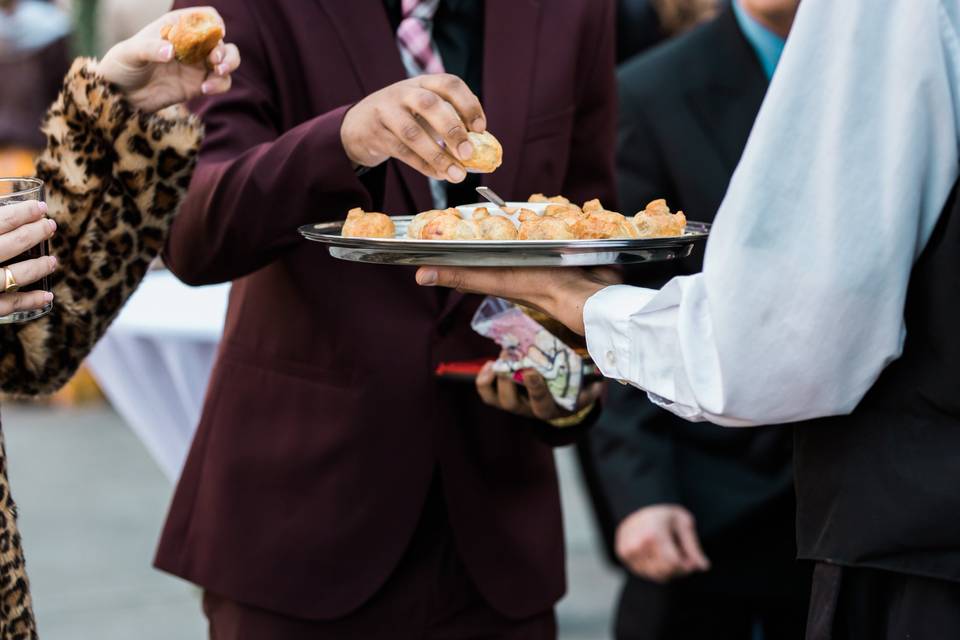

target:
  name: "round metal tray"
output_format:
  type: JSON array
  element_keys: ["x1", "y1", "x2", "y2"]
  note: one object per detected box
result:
[{"x1": 299, "y1": 205, "x2": 709, "y2": 267}]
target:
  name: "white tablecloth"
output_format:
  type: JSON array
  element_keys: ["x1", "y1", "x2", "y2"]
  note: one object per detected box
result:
[{"x1": 87, "y1": 271, "x2": 229, "y2": 481}]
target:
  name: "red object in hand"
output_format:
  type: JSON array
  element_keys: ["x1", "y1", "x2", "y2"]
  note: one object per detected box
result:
[{"x1": 435, "y1": 358, "x2": 495, "y2": 381}]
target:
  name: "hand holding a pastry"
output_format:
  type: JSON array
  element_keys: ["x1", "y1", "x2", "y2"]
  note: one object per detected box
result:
[
  {"x1": 99, "y1": 8, "x2": 240, "y2": 113},
  {"x1": 476, "y1": 361, "x2": 603, "y2": 423},
  {"x1": 341, "y1": 74, "x2": 501, "y2": 183}
]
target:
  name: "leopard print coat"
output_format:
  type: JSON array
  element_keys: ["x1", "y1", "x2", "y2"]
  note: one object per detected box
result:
[{"x1": 0, "y1": 59, "x2": 202, "y2": 639}]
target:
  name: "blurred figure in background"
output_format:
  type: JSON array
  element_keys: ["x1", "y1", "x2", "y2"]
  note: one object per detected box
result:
[
  {"x1": 616, "y1": 0, "x2": 718, "y2": 63},
  {"x1": 0, "y1": 0, "x2": 70, "y2": 175},
  {"x1": 578, "y1": 0, "x2": 724, "y2": 569},
  {"x1": 593, "y1": 1, "x2": 809, "y2": 639}
]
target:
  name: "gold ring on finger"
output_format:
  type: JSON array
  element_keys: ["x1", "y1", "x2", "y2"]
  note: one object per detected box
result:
[{"x1": 3, "y1": 267, "x2": 18, "y2": 293}]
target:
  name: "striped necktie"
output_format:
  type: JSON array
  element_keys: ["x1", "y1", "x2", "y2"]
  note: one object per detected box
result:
[
  {"x1": 396, "y1": 0, "x2": 445, "y2": 75},
  {"x1": 395, "y1": 0, "x2": 450, "y2": 209}
]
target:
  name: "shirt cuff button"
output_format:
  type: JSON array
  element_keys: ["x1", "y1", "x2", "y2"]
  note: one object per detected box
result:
[{"x1": 605, "y1": 350, "x2": 617, "y2": 368}]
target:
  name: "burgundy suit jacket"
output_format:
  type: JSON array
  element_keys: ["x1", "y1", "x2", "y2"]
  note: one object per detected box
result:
[{"x1": 156, "y1": 0, "x2": 616, "y2": 621}]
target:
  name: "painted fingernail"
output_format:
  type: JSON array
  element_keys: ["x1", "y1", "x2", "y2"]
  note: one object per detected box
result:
[
  {"x1": 471, "y1": 117, "x2": 485, "y2": 132},
  {"x1": 417, "y1": 269, "x2": 437, "y2": 286},
  {"x1": 201, "y1": 82, "x2": 212, "y2": 95},
  {"x1": 159, "y1": 44, "x2": 174, "y2": 60},
  {"x1": 37, "y1": 201, "x2": 47, "y2": 214},
  {"x1": 46, "y1": 218, "x2": 57, "y2": 232},
  {"x1": 217, "y1": 63, "x2": 229, "y2": 76},
  {"x1": 213, "y1": 49, "x2": 223, "y2": 64},
  {"x1": 457, "y1": 142, "x2": 473, "y2": 160},
  {"x1": 43, "y1": 292, "x2": 53, "y2": 302},
  {"x1": 447, "y1": 165, "x2": 466, "y2": 182},
  {"x1": 48, "y1": 256, "x2": 57, "y2": 269}
]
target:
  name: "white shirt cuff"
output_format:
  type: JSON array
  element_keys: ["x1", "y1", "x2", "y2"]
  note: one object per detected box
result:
[
  {"x1": 583, "y1": 284, "x2": 658, "y2": 384},
  {"x1": 583, "y1": 282, "x2": 710, "y2": 423}
]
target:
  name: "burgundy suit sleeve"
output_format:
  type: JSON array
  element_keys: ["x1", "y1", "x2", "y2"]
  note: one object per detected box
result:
[
  {"x1": 164, "y1": 0, "x2": 370, "y2": 286},
  {"x1": 562, "y1": 0, "x2": 618, "y2": 209}
]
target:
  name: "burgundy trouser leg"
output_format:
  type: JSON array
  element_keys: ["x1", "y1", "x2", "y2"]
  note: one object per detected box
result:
[{"x1": 203, "y1": 481, "x2": 556, "y2": 640}]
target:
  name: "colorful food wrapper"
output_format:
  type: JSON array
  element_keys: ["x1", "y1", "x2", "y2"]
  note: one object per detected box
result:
[{"x1": 471, "y1": 297, "x2": 583, "y2": 411}]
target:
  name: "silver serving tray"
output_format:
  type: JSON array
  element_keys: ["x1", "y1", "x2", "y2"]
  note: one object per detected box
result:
[{"x1": 299, "y1": 204, "x2": 709, "y2": 267}]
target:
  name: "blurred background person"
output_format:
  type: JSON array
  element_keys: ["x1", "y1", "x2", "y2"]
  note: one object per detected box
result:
[
  {"x1": 592, "y1": 1, "x2": 810, "y2": 639},
  {"x1": 616, "y1": 0, "x2": 718, "y2": 63},
  {"x1": 0, "y1": 0, "x2": 71, "y2": 176},
  {"x1": 577, "y1": 0, "x2": 725, "y2": 571}
]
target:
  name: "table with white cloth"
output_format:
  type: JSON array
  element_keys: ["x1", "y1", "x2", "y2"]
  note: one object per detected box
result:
[{"x1": 87, "y1": 271, "x2": 229, "y2": 481}]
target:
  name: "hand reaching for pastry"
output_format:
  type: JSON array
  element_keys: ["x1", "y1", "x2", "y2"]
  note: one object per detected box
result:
[
  {"x1": 340, "y1": 74, "x2": 488, "y2": 183},
  {"x1": 475, "y1": 361, "x2": 603, "y2": 423},
  {"x1": 98, "y1": 8, "x2": 240, "y2": 113}
]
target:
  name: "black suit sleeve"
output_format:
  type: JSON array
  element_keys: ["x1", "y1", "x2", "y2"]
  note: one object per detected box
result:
[
  {"x1": 616, "y1": 89, "x2": 675, "y2": 213},
  {"x1": 525, "y1": 403, "x2": 602, "y2": 447},
  {"x1": 587, "y1": 79, "x2": 683, "y2": 526},
  {"x1": 589, "y1": 384, "x2": 680, "y2": 524}
]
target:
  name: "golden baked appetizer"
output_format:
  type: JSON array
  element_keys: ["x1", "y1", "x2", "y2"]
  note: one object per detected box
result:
[
  {"x1": 479, "y1": 217, "x2": 518, "y2": 241},
  {"x1": 407, "y1": 208, "x2": 459, "y2": 239},
  {"x1": 472, "y1": 208, "x2": 519, "y2": 240},
  {"x1": 528, "y1": 194, "x2": 571, "y2": 205},
  {"x1": 342, "y1": 208, "x2": 396, "y2": 238},
  {"x1": 633, "y1": 199, "x2": 687, "y2": 238},
  {"x1": 462, "y1": 131, "x2": 503, "y2": 173},
  {"x1": 407, "y1": 207, "x2": 480, "y2": 240},
  {"x1": 543, "y1": 203, "x2": 584, "y2": 228},
  {"x1": 582, "y1": 198, "x2": 605, "y2": 213},
  {"x1": 518, "y1": 214, "x2": 576, "y2": 240},
  {"x1": 421, "y1": 214, "x2": 481, "y2": 240},
  {"x1": 160, "y1": 11, "x2": 225, "y2": 65},
  {"x1": 517, "y1": 208, "x2": 540, "y2": 223},
  {"x1": 573, "y1": 209, "x2": 640, "y2": 239}
]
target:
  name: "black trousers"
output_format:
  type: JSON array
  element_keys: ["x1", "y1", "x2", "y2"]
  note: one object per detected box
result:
[
  {"x1": 615, "y1": 574, "x2": 808, "y2": 640},
  {"x1": 806, "y1": 562, "x2": 960, "y2": 640}
]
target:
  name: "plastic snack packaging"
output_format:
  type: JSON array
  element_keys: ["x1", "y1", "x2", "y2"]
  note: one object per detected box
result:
[{"x1": 471, "y1": 297, "x2": 585, "y2": 411}]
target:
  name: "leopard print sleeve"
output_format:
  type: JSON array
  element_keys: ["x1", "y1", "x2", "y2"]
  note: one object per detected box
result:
[{"x1": 0, "y1": 58, "x2": 203, "y2": 396}]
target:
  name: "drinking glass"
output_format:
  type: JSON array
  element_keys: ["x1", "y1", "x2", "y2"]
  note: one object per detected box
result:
[{"x1": 0, "y1": 178, "x2": 52, "y2": 323}]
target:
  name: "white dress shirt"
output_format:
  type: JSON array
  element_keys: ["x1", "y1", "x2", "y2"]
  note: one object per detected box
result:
[{"x1": 584, "y1": 0, "x2": 960, "y2": 427}]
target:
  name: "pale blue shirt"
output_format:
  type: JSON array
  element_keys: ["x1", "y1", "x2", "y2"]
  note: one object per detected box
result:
[
  {"x1": 584, "y1": 0, "x2": 960, "y2": 427},
  {"x1": 731, "y1": 0, "x2": 786, "y2": 79}
]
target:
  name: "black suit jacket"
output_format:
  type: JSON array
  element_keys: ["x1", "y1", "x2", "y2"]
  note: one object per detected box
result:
[
  {"x1": 590, "y1": 7, "x2": 801, "y2": 597},
  {"x1": 616, "y1": 0, "x2": 664, "y2": 63}
]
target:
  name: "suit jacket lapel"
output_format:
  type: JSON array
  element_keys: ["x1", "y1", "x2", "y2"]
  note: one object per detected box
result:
[
  {"x1": 684, "y1": 8, "x2": 768, "y2": 174},
  {"x1": 319, "y1": 0, "x2": 434, "y2": 213},
  {"x1": 440, "y1": 0, "x2": 541, "y2": 321}
]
